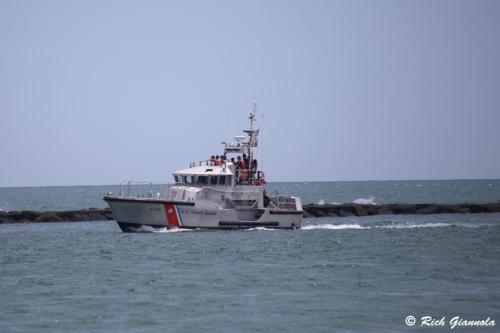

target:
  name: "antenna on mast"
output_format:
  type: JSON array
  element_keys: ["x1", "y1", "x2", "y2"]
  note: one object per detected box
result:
[{"x1": 249, "y1": 101, "x2": 258, "y2": 130}]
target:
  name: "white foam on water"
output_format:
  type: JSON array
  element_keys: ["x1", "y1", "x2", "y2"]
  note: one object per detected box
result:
[
  {"x1": 302, "y1": 222, "x2": 488, "y2": 230},
  {"x1": 302, "y1": 224, "x2": 368, "y2": 230},
  {"x1": 353, "y1": 196, "x2": 376, "y2": 205},
  {"x1": 129, "y1": 225, "x2": 191, "y2": 233},
  {"x1": 379, "y1": 223, "x2": 493, "y2": 229},
  {"x1": 154, "y1": 227, "x2": 192, "y2": 233},
  {"x1": 317, "y1": 199, "x2": 325, "y2": 205},
  {"x1": 128, "y1": 222, "x2": 491, "y2": 233},
  {"x1": 375, "y1": 223, "x2": 454, "y2": 229},
  {"x1": 245, "y1": 227, "x2": 277, "y2": 231}
]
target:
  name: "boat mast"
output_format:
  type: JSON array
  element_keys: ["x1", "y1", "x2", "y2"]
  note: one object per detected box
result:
[
  {"x1": 249, "y1": 101, "x2": 257, "y2": 130},
  {"x1": 222, "y1": 101, "x2": 260, "y2": 184},
  {"x1": 248, "y1": 101, "x2": 258, "y2": 169}
]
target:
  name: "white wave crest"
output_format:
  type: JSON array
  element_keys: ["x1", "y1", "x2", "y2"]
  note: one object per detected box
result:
[
  {"x1": 353, "y1": 196, "x2": 376, "y2": 205},
  {"x1": 375, "y1": 223, "x2": 453, "y2": 229},
  {"x1": 317, "y1": 199, "x2": 325, "y2": 205},
  {"x1": 154, "y1": 227, "x2": 192, "y2": 233},
  {"x1": 245, "y1": 227, "x2": 276, "y2": 231},
  {"x1": 129, "y1": 225, "x2": 191, "y2": 233},
  {"x1": 302, "y1": 224, "x2": 367, "y2": 230},
  {"x1": 301, "y1": 222, "x2": 485, "y2": 230}
]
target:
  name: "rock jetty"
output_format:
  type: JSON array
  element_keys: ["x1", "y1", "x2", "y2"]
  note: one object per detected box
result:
[
  {"x1": 0, "y1": 208, "x2": 114, "y2": 224},
  {"x1": 302, "y1": 203, "x2": 500, "y2": 218},
  {"x1": 1, "y1": 203, "x2": 500, "y2": 224}
]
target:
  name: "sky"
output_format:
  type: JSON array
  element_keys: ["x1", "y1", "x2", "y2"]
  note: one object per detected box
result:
[{"x1": 1, "y1": 0, "x2": 500, "y2": 187}]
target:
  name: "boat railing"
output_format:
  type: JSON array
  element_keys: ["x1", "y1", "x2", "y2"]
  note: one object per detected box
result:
[
  {"x1": 189, "y1": 160, "x2": 240, "y2": 169},
  {"x1": 118, "y1": 180, "x2": 171, "y2": 198},
  {"x1": 270, "y1": 195, "x2": 298, "y2": 211},
  {"x1": 193, "y1": 186, "x2": 261, "y2": 208},
  {"x1": 189, "y1": 160, "x2": 210, "y2": 168},
  {"x1": 194, "y1": 185, "x2": 257, "y2": 195},
  {"x1": 189, "y1": 159, "x2": 231, "y2": 168},
  {"x1": 235, "y1": 169, "x2": 265, "y2": 186}
]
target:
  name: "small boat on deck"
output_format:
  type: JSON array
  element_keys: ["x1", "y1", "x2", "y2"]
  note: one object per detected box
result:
[{"x1": 103, "y1": 103, "x2": 303, "y2": 231}]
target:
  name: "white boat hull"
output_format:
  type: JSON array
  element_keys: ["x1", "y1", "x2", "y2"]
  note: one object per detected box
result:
[{"x1": 104, "y1": 196, "x2": 303, "y2": 231}]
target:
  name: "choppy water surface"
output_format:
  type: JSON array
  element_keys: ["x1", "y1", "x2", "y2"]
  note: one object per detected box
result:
[
  {"x1": 1, "y1": 214, "x2": 499, "y2": 333},
  {"x1": 1, "y1": 180, "x2": 500, "y2": 211}
]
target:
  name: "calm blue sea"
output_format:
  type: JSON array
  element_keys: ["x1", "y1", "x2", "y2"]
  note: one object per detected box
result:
[{"x1": 1, "y1": 180, "x2": 500, "y2": 332}]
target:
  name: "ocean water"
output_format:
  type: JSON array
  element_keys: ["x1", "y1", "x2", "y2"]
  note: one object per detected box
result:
[
  {"x1": 1, "y1": 181, "x2": 500, "y2": 332},
  {"x1": 1, "y1": 214, "x2": 499, "y2": 333},
  {"x1": 1, "y1": 179, "x2": 500, "y2": 212}
]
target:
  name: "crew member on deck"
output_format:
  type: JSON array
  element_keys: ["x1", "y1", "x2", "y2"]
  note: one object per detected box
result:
[
  {"x1": 237, "y1": 156, "x2": 245, "y2": 169},
  {"x1": 215, "y1": 155, "x2": 221, "y2": 166},
  {"x1": 263, "y1": 190, "x2": 270, "y2": 207},
  {"x1": 251, "y1": 159, "x2": 257, "y2": 170}
]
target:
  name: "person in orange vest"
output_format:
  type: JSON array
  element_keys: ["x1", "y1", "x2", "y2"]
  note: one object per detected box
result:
[{"x1": 239, "y1": 168, "x2": 249, "y2": 183}]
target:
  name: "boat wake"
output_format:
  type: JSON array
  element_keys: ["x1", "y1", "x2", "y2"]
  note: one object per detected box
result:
[
  {"x1": 302, "y1": 222, "x2": 489, "y2": 230},
  {"x1": 126, "y1": 222, "x2": 491, "y2": 233},
  {"x1": 303, "y1": 224, "x2": 367, "y2": 230},
  {"x1": 128, "y1": 225, "x2": 192, "y2": 233},
  {"x1": 245, "y1": 227, "x2": 277, "y2": 231},
  {"x1": 378, "y1": 222, "x2": 454, "y2": 229}
]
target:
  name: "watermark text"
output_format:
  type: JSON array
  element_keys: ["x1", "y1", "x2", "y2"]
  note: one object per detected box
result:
[{"x1": 405, "y1": 315, "x2": 495, "y2": 330}]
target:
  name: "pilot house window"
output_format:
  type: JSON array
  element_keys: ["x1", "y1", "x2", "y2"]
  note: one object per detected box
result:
[
  {"x1": 197, "y1": 176, "x2": 208, "y2": 185},
  {"x1": 183, "y1": 175, "x2": 194, "y2": 184}
]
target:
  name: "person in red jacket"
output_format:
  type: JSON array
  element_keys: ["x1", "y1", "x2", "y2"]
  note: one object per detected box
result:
[
  {"x1": 237, "y1": 155, "x2": 246, "y2": 169},
  {"x1": 243, "y1": 153, "x2": 249, "y2": 168}
]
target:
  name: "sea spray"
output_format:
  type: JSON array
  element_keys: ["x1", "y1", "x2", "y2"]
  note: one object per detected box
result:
[{"x1": 353, "y1": 196, "x2": 376, "y2": 205}]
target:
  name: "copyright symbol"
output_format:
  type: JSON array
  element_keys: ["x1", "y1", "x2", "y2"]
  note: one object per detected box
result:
[{"x1": 405, "y1": 315, "x2": 416, "y2": 326}]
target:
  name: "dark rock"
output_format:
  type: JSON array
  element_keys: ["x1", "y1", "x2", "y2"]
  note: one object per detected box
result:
[
  {"x1": 1, "y1": 203, "x2": 500, "y2": 224},
  {"x1": 301, "y1": 203, "x2": 500, "y2": 218},
  {"x1": 337, "y1": 209, "x2": 354, "y2": 217},
  {"x1": 34, "y1": 213, "x2": 63, "y2": 223},
  {"x1": 0, "y1": 208, "x2": 114, "y2": 224}
]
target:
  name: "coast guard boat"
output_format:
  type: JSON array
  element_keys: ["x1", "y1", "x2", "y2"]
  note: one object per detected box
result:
[{"x1": 104, "y1": 103, "x2": 303, "y2": 231}]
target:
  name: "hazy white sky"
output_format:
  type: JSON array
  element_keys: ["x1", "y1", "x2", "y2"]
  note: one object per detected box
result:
[{"x1": 1, "y1": 0, "x2": 499, "y2": 186}]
